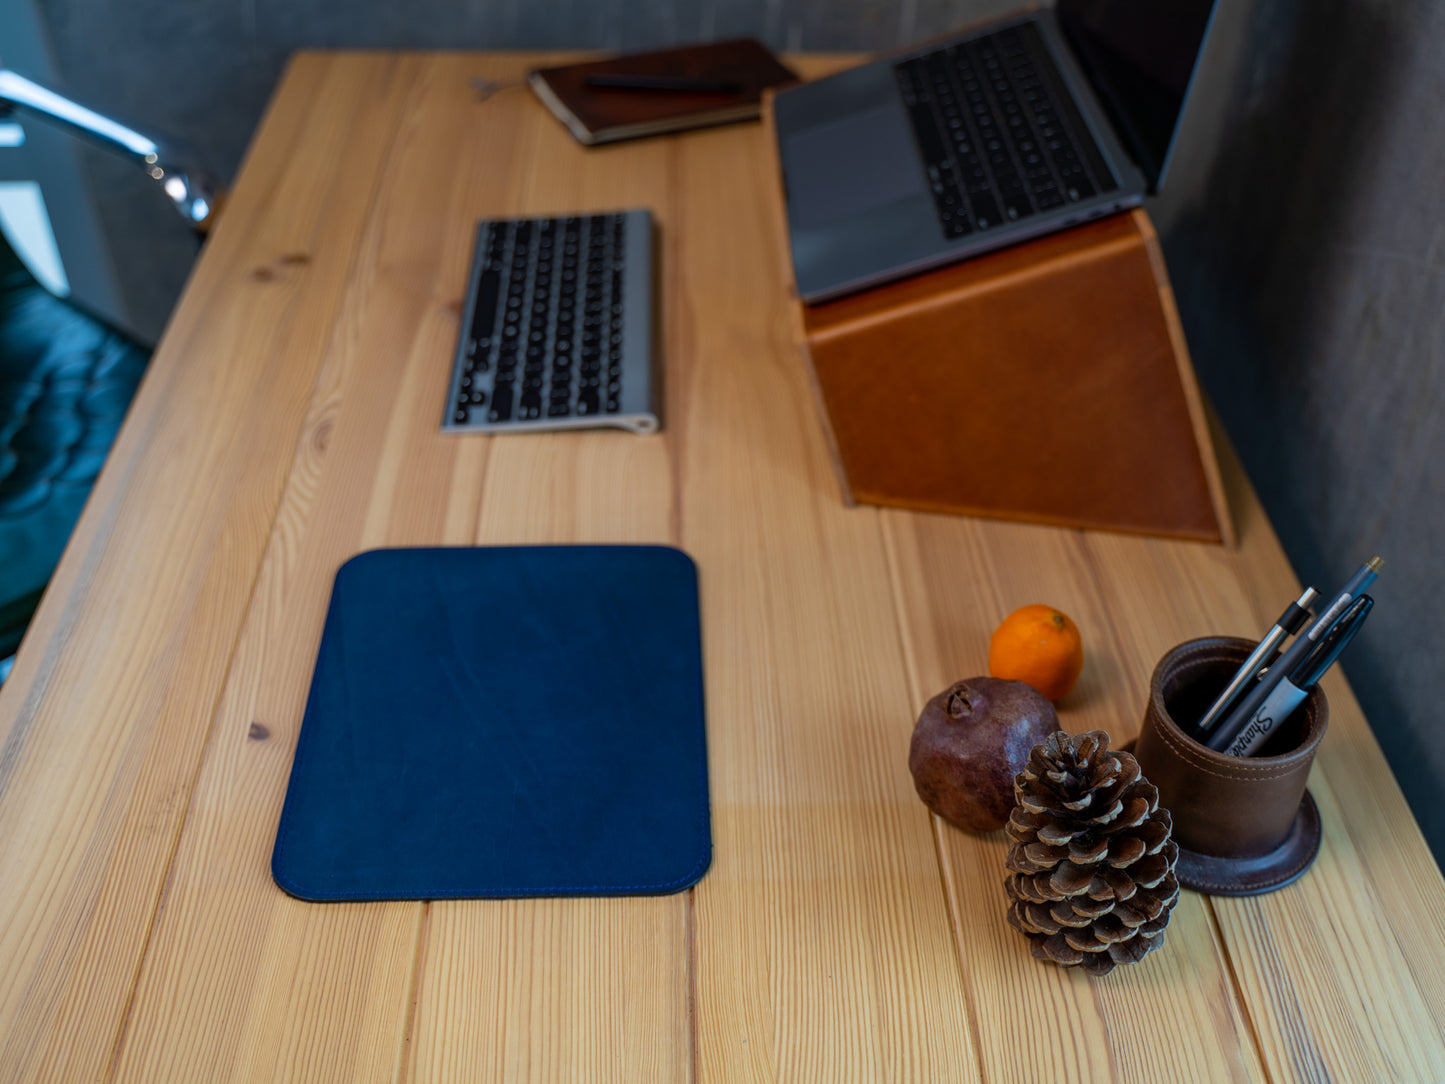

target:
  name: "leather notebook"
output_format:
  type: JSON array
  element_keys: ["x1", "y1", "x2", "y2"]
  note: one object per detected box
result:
[
  {"x1": 528, "y1": 38, "x2": 797, "y2": 145},
  {"x1": 271, "y1": 546, "x2": 711, "y2": 901}
]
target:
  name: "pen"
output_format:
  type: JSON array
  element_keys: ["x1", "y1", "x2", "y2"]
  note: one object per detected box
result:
[
  {"x1": 1195, "y1": 586, "x2": 1319, "y2": 735},
  {"x1": 1222, "y1": 595, "x2": 1373, "y2": 757},
  {"x1": 582, "y1": 74, "x2": 744, "y2": 93},
  {"x1": 1208, "y1": 555, "x2": 1384, "y2": 752}
]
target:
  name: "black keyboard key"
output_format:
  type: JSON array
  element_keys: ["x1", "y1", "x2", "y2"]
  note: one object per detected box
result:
[
  {"x1": 489, "y1": 383, "x2": 514, "y2": 422},
  {"x1": 1000, "y1": 188, "x2": 1034, "y2": 220},
  {"x1": 905, "y1": 102, "x2": 949, "y2": 177},
  {"x1": 969, "y1": 192, "x2": 1001, "y2": 230},
  {"x1": 520, "y1": 387, "x2": 541, "y2": 418},
  {"x1": 1063, "y1": 173, "x2": 1095, "y2": 200},
  {"x1": 1012, "y1": 22, "x2": 1116, "y2": 194},
  {"x1": 467, "y1": 270, "x2": 500, "y2": 349},
  {"x1": 577, "y1": 388, "x2": 599, "y2": 415}
]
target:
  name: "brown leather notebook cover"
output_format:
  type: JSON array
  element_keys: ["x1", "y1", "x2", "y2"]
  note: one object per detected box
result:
[{"x1": 529, "y1": 39, "x2": 797, "y2": 145}]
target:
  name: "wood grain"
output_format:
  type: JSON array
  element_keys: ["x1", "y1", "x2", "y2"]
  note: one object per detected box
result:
[
  {"x1": 0, "y1": 53, "x2": 423, "y2": 1083},
  {"x1": 407, "y1": 54, "x2": 689, "y2": 1084},
  {"x1": 105, "y1": 51, "x2": 470, "y2": 1082},
  {"x1": 1209, "y1": 426, "x2": 1445, "y2": 1082},
  {"x1": 883, "y1": 512, "x2": 1266, "y2": 1082},
  {"x1": 675, "y1": 108, "x2": 978, "y2": 1083},
  {"x1": 0, "y1": 49, "x2": 1442, "y2": 1084}
]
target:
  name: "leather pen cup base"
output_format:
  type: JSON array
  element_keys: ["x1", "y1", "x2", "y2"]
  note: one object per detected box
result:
[
  {"x1": 1172, "y1": 790, "x2": 1321, "y2": 897},
  {"x1": 1117, "y1": 742, "x2": 1322, "y2": 895}
]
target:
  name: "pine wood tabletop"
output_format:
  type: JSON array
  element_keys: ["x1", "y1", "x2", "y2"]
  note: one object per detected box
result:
[{"x1": 1, "y1": 51, "x2": 1442, "y2": 1083}]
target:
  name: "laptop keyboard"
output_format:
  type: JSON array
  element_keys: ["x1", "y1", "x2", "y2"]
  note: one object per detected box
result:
[
  {"x1": 895, "y1": 21, "x2": 1118, "y2": 240},
  {"x1": 443, "y1": 210, "x2": 657, "y2": 435}
]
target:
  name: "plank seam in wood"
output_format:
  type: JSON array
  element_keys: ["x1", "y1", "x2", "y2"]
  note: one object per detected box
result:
[
  {"x1": 96, "y1": 593, "x2": 261, "y2": 1084},
  {"x1": 686, "y1": 888, "x2": 700, "y2": 1084},
  {"x1": 94, "y1": 56, "x2": 423, "y2": 1081},
  {"x1": 878, "y1": 511, "x2": 991, "y2": 1084},
  {"x1": 1072, "y1": 530, "x2": 1274, "y2": 1078},
  {"x1": 668, "y1": 128, "x2": 701, "y2": 1084},
  {"x1": 1084, "y1": 975, "x2": 1123, "y2": 1081},
  {"x1": 1203, "y1": 900, "x2": 1275, "y2": 1084},
  {"x1": 665, "y1": 139, "x2": 688, "y2": 551},
  {"x1": 396, "y1": 902, "x2": 432, "y2": 1084},
  {"x1": 932, "y1": 815, "x2": 994, "y2": 1084}
]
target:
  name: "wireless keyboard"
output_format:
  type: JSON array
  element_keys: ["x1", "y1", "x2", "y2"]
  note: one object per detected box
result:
[{"x1": 442, "y1": 209, "x2": 658, "y2": 435}]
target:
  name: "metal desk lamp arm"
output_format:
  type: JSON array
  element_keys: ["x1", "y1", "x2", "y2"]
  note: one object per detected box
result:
[{"x1": 0, "y1": 68, "x2": 224, "y2": 232}]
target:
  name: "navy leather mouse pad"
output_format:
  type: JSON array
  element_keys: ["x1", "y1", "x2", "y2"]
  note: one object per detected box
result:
[{"x1": 271, "y1": 545, "x2": 710, "y2": 901}]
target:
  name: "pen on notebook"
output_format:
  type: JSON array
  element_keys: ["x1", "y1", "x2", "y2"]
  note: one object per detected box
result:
[
  {"x1": 1222, "y1": 596, "x2": 1373, "y2": 757},
  {"x1": 1194, "y1": 586, "x2": 1319, "y2": 735},
  {"x1": 1208, "y1": 555, "x2": 1384, "y2": 752},
  {"x1": 582, "y1": 74, "x2": 745, "y2": 93}
]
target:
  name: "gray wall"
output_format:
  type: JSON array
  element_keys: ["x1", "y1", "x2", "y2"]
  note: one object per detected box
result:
[
  {"x1": 21, "y1": 0, "x2": 1445, "y2": 866},
  {"x1": 1153, "y1": 0, "x2": 1445, "y2": 864}
]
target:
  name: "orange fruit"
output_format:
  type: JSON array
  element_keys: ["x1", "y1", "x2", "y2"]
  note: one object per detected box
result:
[{"x1": 987, "y1": 604, "x2": 1083, "y2": 701}]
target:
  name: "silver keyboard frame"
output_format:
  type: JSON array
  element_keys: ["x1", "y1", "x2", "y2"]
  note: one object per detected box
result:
[{"x1": 442, "y1": 209, "x2": 658, "y2": 435}]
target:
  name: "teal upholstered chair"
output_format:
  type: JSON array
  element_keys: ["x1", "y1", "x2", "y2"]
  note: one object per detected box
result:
[
  {"x1": 0, "y1": 69, "x2": 221, "y2": 681},
  {"x1": 0, "y1": 228, "x2": 150, "y2": 671}
]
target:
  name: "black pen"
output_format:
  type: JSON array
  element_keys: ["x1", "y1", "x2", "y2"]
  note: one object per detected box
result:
[
  {"x1": 1195, "y1": 586, "x2": 1319, "y2": 735},
  {"x1": 1209, "y1": 555, "x2": 1384, "y2": 752},
  {"x1": 583, "y1": 74, "x2": 744, "y2": 93},
  {"x1": 1222, "y1": 596, "x2": 1373, "y2": 757}
]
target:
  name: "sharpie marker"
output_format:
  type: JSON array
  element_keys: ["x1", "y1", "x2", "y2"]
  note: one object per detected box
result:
[
  {"x1": 1209, "y1": 555, "x2": 1383, "y2": 752},
  {"x1": 1223, "y1": 595, "x2": 1373, "y2": 757},
  {"x1": 1195, "y1": 586, "x2": 1319, "y2": 735}
]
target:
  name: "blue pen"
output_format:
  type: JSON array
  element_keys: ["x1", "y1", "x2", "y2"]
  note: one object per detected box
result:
[
  {"x1": 1195, "y1": 586, "x2": 1319, "y2": 735},
  {"x1": 1208, "y1": 555, "x2": 1384, "y2": 752},
  {"x1": 1223, "y1": 595, "x2": 1373, "y2": 757}
]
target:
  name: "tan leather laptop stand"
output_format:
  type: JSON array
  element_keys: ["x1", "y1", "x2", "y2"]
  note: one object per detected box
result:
[{"x1": 767, "y1": 101, "x2": 1232, "y2": 543}]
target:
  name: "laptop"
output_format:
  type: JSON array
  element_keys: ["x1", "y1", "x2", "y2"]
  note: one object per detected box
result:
[{"x1": 774, "y1": 0, "x2": 1219, "y2": 303}]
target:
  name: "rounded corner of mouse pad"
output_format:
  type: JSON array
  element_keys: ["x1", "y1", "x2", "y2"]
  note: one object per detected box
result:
[
  {"x1": 269, "y1": 848, "x2": 333, "y2": 903},
  {"x1": 274, "y1": 542, "x2": 708, "y2": 901}
]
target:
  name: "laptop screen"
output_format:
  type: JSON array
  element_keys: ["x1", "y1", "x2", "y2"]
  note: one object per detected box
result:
[{"x1": 1056, "y1": 0, "x2": 1218, "y2": 191}]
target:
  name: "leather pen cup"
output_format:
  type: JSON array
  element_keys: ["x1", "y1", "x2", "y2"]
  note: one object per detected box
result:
[{"x1": 1133, "y1": 637, "x2": 1328, "y2": 896}]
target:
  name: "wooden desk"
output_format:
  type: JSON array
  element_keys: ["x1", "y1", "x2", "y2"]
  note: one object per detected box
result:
[{"x1": 1, "y1": 52, "x2": 1442, "y2": 1082}]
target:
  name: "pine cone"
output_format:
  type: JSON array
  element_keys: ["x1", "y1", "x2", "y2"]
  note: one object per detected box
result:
[{"x1": 1004, "y1": 730, "x2": 1179, "y2": 977}]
